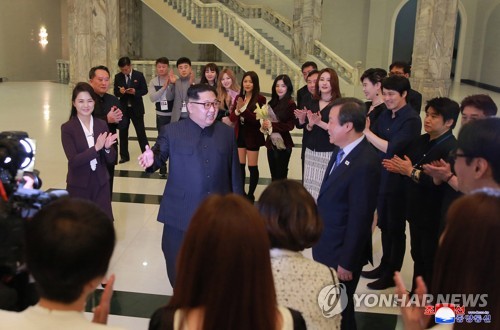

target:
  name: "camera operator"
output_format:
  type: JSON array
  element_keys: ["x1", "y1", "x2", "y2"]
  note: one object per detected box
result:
[{"x1": 0, "y1": 198, "x2": 122, "y2": 329}]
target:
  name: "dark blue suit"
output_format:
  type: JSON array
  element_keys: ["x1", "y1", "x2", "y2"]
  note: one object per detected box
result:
[
  {"x1": 313, "y1": 137, "x2": 381, "y2": 330},
  {"x1": 114, "y1": 69, "x2": 149, "y2": 159},
  {"x1": 147, "y1": 118, "x2": 243, "y2": 285}
]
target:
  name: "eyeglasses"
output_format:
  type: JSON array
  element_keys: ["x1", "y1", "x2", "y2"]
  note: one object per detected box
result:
[
  {"x1": 449, "y1": 149, "x2": 470, "y2": 160},
  {"x1": 189, "y1": 101, "x2": 220, "y2": 110}
]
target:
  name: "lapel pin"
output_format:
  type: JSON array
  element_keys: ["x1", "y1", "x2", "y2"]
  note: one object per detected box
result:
[{"x1": 345, "y1": 160, "x2": 350, "y2": 166}]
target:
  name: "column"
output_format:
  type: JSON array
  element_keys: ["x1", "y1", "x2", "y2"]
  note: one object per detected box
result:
[
  {"x1": 411, "y1": 0, "x2": 458, "y2": 99},
  {"x1": 119, "y1": 0, "x2": 142, "y2": 58},
  {"x1": 291, "y1": 0, "x2": 322, "y2": 63},
  {"x1": 67, "y1": 0, "x2": 119, "y2": 85}
]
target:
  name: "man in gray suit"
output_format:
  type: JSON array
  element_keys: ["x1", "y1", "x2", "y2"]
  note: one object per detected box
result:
[{"x1": 138, "y1": 84, "x2": 243, "y2": 286}]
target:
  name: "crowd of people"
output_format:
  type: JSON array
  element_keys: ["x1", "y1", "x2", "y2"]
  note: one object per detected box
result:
[{"x1": 0, "y1": 57, "x2": 498, "y2": 330}]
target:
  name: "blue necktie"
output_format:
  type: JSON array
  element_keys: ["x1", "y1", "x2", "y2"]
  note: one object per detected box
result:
[{"x1": 329, "y1": 149, "x2": 344, "y2": 176}]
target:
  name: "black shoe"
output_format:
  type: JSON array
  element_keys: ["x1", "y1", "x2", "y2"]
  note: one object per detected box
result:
[
  {"x1": 361, "y1": 266, "x2": 384, "y2": 279},
  {"x1": 367, "y1": 275, "x2": 395, "y2": 290},
  {"x1": 119, "y1": 158, "x2": 129, "y2": 164},
  {"x1": 245, "y1": 194, "x2": 255, "y2": 204},
  {"x1": 159, "y1": 173, "x2": 167, "y2": 179}
]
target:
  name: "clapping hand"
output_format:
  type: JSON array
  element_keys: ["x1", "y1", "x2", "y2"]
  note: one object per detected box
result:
[
  {"x1": 306, "y1": 110, "x2": 321, "y2": 126},
  {"x1": 294, "y1": 107, "x2": 307, "y2": 124},
  {"x1": 382, "y1": 155, "x2": 413, "y2": 176}
]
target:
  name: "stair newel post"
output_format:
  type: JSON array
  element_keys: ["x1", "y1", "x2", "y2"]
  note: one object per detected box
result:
[{"x1": 248, "y1": 35, "x2": 254, "y2": 58}]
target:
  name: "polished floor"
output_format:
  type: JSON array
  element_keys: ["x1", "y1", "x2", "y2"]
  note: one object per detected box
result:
[{"x1": 0, "y1": 81, "x2": 498, "y2": 329}]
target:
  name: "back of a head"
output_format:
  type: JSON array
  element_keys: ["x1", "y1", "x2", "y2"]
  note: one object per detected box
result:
[
  {"x1": 258, "y1": 180, "x2": 323, "y2": 251},
  {"x1": 432, "y1": 192, "x2": 500, "y2": 324},
  {"x1": 457, "y1": 117, "x2": 500, "y2": 184},
  {"x1": 25, "y1": 197, "x2": 115, "y2": 304},
  {"x1": 170, "y1": 194, "x2": 276, "y2": 330}
]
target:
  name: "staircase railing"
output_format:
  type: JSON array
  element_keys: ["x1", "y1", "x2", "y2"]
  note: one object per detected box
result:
[
  {"x1": 217, "y1": 0, "x2": 292, "y2": 37},
  {"x1": 165, "y1": 0, "x2": 303, "y2": 90},
  {"x1": 314, "y1": 40, "x2": 362, "y2": 85}
]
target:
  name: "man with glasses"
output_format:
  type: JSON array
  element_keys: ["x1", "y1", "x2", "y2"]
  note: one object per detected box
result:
[
  {"x1": 138, "y1": 84, "x2": 243, "y2": 286},
  {"x1": 389, "y1": 61, "x2": 422, "y2": 113},
  {"x1": 447, "y1": 118, "x2": 500, "y2": 194}
]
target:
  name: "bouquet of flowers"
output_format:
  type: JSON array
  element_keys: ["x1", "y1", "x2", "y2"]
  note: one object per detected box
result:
[{"x1": 255, "y1": 104, "x2": 286, "y2": 150}]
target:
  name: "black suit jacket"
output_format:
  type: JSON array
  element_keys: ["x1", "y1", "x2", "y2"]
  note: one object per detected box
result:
[
  {"x1": 113, "y1": 69, "x2": 148, "y2": 116},
  {"x1": 407, "y1": 88, "x2": 422, "y2": 113},
  {"x1": 313, "y1": 138, "x2": 381, "y2": 272}
]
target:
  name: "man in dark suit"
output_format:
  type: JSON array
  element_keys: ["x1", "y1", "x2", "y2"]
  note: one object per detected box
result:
[
  {"x1": 138, "y1": 84, "x2": 243, "y2": 286},
  {"x1": 313, "y1": 98, "x2": 381, "y2": 330},
  {"x1": 114, "y1": 56, "x2": 149, "y2": 163},
  {"x1": 89, "y1": 65, "x2": 123, "y2": 197},
  {"x1": 389, "y1": 61, "x2": 423, "y2": 113},
  {"x1": 296, "y1": 61, "x2": 318, "y2": 109}
]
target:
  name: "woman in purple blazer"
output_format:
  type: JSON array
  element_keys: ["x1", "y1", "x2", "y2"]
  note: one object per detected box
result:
[{"x1": 61, "y1": 82, "x2": 117, "y2": 220}]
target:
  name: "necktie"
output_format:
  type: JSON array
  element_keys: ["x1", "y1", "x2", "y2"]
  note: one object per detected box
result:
[
  {"x1": 329, "y1": 149, "x2": 344, "y2": 176},
  {"x1": 126, "y1": 74, "x2": 131, "y2": 87}
]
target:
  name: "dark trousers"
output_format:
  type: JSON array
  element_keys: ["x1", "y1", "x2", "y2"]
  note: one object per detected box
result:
[
  {"x1": 119, "y1": 108, "x2": 148, "y2": 159},
  {"x1": 340, "y1": 269, "x2": 361, "y2": 330},
  {"x1": 409, "y1": 219, "x2": 439, "y2": 292},
  {"x1": 267, "y1": 147, "x2": 292, "y2": 181},
  {"x1": 156, "y1": 115, "x2": 171, "y2": 175},
  {"x1": 377, "y1": 193, "x2": 407, "y2": 276},
  {"x1": 161, "y1": 224, "x2": 186, "y2": 287}
]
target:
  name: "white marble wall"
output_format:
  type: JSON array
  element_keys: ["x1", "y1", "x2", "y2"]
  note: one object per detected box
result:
[
  {"x1": 119, "y1": 0, "x2": 142, "y2": 58},
  {"x1": 411, "y1": 0, "x2": 458, "y2": 99},
  {"x1": 68, "y1": 0, "x2": 119, "y2": 84}
]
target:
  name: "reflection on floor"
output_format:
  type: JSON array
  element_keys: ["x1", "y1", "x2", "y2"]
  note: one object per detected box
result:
[{"x1": 1, "y1": 81, "x2": 498, "y2": 330}]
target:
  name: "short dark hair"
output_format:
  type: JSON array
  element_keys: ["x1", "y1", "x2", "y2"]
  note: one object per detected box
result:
[
  {"x1": 457, "y1": 118, "x2": 500, "y2": 184},
  {"x1": 425, "y1": 97, "x2": 460, "y2": 129},
  {"x1": 155, "y1": 57, "x2": 169, "y2": 66},
  {"x1": 176, "y1": 57, "x2": 191, "y2": 67},
  {"x1": 301, "y1": 61, "x2": 318, "y2": 71},
  {"x1": 460, "y1": 94, "x2": 498, "y2": 117},
  {"x1": 117, "y1": 56, "x2": 131, "y2": 67},
  {"x1": 257, "y1": 180, "x2": 323, "y2": 251},
  {"x1": 70, "y1": 82, "x2": 97, "y2": 118},
  {"x1": 25, "y1": 198, "x2": 115, "y2": 303},
  {"x1": 360, "y1": 68, "x2": 387, "y2": 85},
  {"x1": 200, "y1": 62, "x2": 219, "y2": 85},
  {"x1": 389, "y1": 61, "x2": 411, "y2": 74},
  {"x1": 89, "y1": 65, "x2": 110, "y2": 80},
  {"x1": 331, "y1": 97, "x2": 367, "y2": 132},
  {"x1": 307, "y1": 70, "x2": 319, "y2": 79},
  {"x1": 381, "y1": 75, "x2": 411, "y2": 95},
  {"x1": 187, "y1": 83, "x2": 217, "y2": 100}
]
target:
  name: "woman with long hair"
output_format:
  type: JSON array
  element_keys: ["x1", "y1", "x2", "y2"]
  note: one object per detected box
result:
[
  {"x1": 258, "y1": 180, "x2": 341, "y2": 329},
  {"x1": 199, "y1": 62, "x2": 219, "y2": 87},
  {"x1": 262, "y1": 74, "x2": 296, "y2": 181},
  {"x1": 61, "y1": 82, "x2": 117, "y2": 220},
  {"x1": 302, "y1": 68, "x2": 341, "y2": 201},
  {"x1": 216, "y1": 68, "x2": 240, "y2": 123},
  {"x1": 149, "y1": 194, "x2": 306, "y2": 330},
  {"x1": 229, "y1": 71, "x2": 266, "y2": 202}
]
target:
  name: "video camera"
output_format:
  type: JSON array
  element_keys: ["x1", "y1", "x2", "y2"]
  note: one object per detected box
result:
[{"x1": 0, "y1": 131, "x2": 67, "y2": 275}]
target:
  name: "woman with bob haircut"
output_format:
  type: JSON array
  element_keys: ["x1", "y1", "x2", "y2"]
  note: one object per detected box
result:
[
  {"x1": 149, "y1": 194, "x2": 306, "y2": 330},
  {"x1": 258, "y1": 180, "x2": 341, "y2": 329},
  {"x1": 395, "y1": 189, "x2": 500, "y2": 329}
]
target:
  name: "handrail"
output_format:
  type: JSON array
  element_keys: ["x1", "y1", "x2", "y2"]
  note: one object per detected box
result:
[
  {"x1": 164, "y1": 0, "x2": 303, "y2": 89},
  {"x1": 218, "y1": 0, "x2": 292, "y2": 37},
  {"x1": 313, "y1": 40, "x2": 362, "y2": 85}
]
